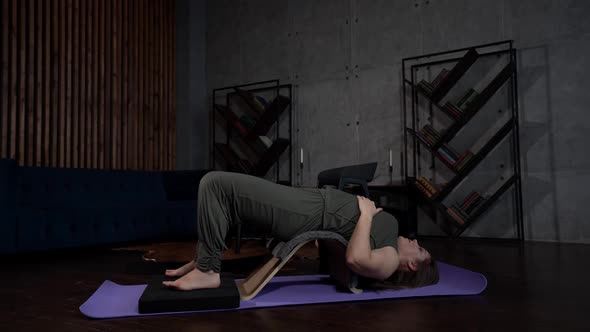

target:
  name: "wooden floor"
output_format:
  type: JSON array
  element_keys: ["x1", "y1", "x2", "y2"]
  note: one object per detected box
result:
[{"x1": 2, "y1": 238, "x2": 588, "y2": 332}]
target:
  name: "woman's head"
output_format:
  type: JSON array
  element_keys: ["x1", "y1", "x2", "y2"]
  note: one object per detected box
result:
[
  {"x1": 370, "y1": 237, "x2": 439, "y2": 290},
  {"x1": 396, "y1": 236, "x2": 432, "y2": 272}
]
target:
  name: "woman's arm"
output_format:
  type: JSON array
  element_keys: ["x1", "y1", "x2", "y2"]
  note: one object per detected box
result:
[{"x1": 345, "y1": 197, "x2": 398, "y2": 281}]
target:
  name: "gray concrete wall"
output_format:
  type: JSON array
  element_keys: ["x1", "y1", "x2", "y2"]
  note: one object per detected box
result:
[
  {"x1": 205, "y1": 0, "x2": 590, "y2": 243},
  {"x1": 176, "y1": 0, "x2": 208, "y2": 170}
]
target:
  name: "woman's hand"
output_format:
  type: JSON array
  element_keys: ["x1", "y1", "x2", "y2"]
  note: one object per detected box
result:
[{"x1": 357, "y1": 196, "x2": 383, "y2": 218}]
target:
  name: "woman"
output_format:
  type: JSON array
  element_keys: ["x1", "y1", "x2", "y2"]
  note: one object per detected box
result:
[{"x1": 163, "y1": 171, "x2": 439, "y2": 290}]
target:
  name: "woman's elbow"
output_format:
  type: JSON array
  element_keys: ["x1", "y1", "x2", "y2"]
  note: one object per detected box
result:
[{"x1": 345, "y1": 254, "x2": 362, "y2": 270}]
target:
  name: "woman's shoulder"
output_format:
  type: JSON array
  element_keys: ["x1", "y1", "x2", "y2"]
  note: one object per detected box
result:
[{"x1": 370, "y1": 246, "x2": 400, "y2": 280}]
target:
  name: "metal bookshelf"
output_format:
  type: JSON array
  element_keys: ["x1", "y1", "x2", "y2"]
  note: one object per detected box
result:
[
  {"x1": 402, "y1": 40, "x2": 524, "y2": 240},
  {"x1": 210, "y1": 80, "x2": 293, "y2": 185}
]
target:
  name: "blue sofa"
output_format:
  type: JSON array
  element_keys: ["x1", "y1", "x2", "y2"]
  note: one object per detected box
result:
[{"x1": 0, "y1": 158, "x2": 209, "y2": 254}]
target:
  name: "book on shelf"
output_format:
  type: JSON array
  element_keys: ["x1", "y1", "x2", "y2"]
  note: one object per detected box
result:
[
  {"x1": 254, "y1": 95, "x2": 269, "y2": 110},
  {"x1": 215, "y1": 104, "x2": 250, "y2": 137},
  {"x1": 417, "y1": 80, "x2": 434, "y2": 96},
  {"x1": 432, "y1": 69, "x2": 449, "y2": 88},
  {"x1": 418, "y1": 69, "x2": 450, "y2": 97},
  {"x1": 457, "y1": 89, "x2": 475, "y2": 107},
  {"x1": 422, "y1": 125, "x2": 442, "y2": 142},
  {"x1": 235, "y1": 88, "x2": 266, "y2": 116},
  {"x1": 416, "y1": 128, "x2": 437, "y2": 145},
  {"x1": 415, "y1": 176, "x2": 441, "y2": 199},
  {"x1": 451, "y1": 204, "x2": 470, "y2": 220},
  {"x1": 454, "y1": 151, "x2": 474, "y2": 172},
  {"x1": 442, "y1": 102, "x2": 464, "y2": 120},
  {"x1": 456, "y1": 88, "x2": 480, "y2": 112},
  {"x1": 437, "y1": 146, "x2": 458, "y2": 165},
  {"x1": 465, "y1": 196, "x2": 485, "y2": 214},
  {"x1": 446, "y1": 206, "x2": 466, "y2": 225},
  {"x1": 461, "y1": 191, "x2": 479, "y2": 209},
  {"x1": 436, "y1": 150, "x2": 455, "y2": 166},
  {"x1": 416, "y1": 130, "x2": 435, "y2": 146},
  {"x1": 415, "y1": 181, "x2": 434, "y2": 198},
  {"x1": 431, "y1": 48, "x2": 479, "y2": 103},
  {"x1": 259, "y1": 136, "x2": 272, "y2": 148}
]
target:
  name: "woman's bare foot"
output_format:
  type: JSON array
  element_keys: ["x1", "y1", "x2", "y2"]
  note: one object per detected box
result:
[
  {"x1": 165, "y1": 260, "x2": 196, "y2": 277},
  {"x1": 162, "y1": 269, "x2": 221, "y2": 290}
]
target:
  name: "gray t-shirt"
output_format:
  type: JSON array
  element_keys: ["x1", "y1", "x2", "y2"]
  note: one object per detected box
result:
[{"x1": 319, "y1": 187, "x2": 398, "y2": 250}]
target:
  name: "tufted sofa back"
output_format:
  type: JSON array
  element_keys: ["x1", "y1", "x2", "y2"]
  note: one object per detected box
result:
[{"x1": 0, "y1": 158, "x2": 209, "y2": 254}]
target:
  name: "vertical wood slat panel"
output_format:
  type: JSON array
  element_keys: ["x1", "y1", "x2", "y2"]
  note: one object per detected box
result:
[
  {"x1": 0, "y1": 0, "x2": 8, "y2": 159},
  {"x1": 156, "y1": 0, "x2": 162, "y2": 171},
  {"x1": 164, "y1": 0, "x2": 169, "y2": 171},
  {"x1": 145, "y1": 1, "x2": 151, "y2": 171},
  {"x1": 112, "y1": 0, "x2": 119, "y2": 170},
  {"x1": 163, "y1": 0, "x2": 169, "y2": 170},
  {"x1": 138, "y1": 0, "x2": 144, "y2": 170},
  {"x1": 51, "y1": 0, "x2": 58, "y2": 167},
  {"x1": 9, "y1": 0, "x2": 17, "y2": 161},
  {"x1": 150, "y1": 0, "x2": 158, "y2": 169},
  {"x1": 18, "y1": 0, "x2": 25, "y2": 165},
  {"x1": 76, "y1": 0, "x2": 86, "y2": 168},
  {"x1": 85, "y1": 0, "x2": 93, "y2": 168},
  {"x1": 98, "y1": 0, "x2": 104, "y2": 168},
  {"x1": 151, "y1": 1, "x2": 160, "y2": 170},
  {"x1": 1, "y1": 0, "x2": 175, "y2": 171},
  {"x1": 150, "y1": 0, "x2": 156, "y2": 171},
  {"x1": 25, "y1": 0, "x2": 33, "y2": 166},
  {"x1": 65, "y1": 0, "x2": 72, "y2": 168},
  {"x1": 159, "y1": 0, "x2": 164, "y2": 171},
  {"x1": 33, "y1": 0, "x2": 41, "y2": 166},
  {"x1": 72, "y1": 0, "x2": 79, "y2": 168},
  {"x1": 121, "y1": 0, "x2": 128, "y2": 170},
  {"x1": 58, "y1": 0, "x2": 65, "y2": 167},
  {"x1": 42, "y1": 0, "x2": 50, "y2": 166},
  {"x1": 7, "y1": 0, "x2": 11, "y2": 159},
  {"x1": 91, "y1": 0, "x2": 97, "y2": 168},
  {"x1": 127, "y1": 0, "x2": 138, "y2": 169},
  {"x1": 171, "y1": 0, "x2": 176, "y2": 170},
  {"x1": 105, "y1": 0, "x2": 112, "y2": 169}
]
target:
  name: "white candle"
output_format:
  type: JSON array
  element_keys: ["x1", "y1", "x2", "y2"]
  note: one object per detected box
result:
[
  {"x1": 300, "y1": 148, "x2": 304, "y2": 165},
  {"x1": 389, "y1": 149, "x2": 392, "y2": 167}
]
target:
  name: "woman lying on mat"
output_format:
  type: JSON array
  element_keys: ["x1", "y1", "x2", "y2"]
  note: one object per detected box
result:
[{"x1": 163, "y1": 171, "x2": 439, "y2": 290}]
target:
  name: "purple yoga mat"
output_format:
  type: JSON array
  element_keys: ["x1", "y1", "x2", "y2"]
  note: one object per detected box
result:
[{"x1": 80, "y1": 262, "x2": 486, "y2": 319}]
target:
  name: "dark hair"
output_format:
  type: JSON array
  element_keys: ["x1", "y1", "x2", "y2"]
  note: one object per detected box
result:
[{"x1": 367, "y1": 258, "x2": 440, "y2": 290}]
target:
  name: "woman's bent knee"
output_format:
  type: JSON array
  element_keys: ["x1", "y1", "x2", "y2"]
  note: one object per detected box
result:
[{"x1": 199, "y1": 171, "x2": 225, "y2": 189}]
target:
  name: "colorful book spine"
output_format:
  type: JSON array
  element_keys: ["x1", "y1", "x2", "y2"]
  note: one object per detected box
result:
[
  {"x1": 415, "y1": 176, "x2": 440, "y2": 198},
  {"x1": 414, "y1": 180, "x2": 433, "y2": 198},
  {"x1": 461, "y1": 191, "x2": 479, "y2": 209},
  {"x1": 460, "y1": 91, "x2": 479, "y2": 111},
  {"x1": 418, "y1": 126, "x2": 441, "y2": 146},
  {"x1": 453, "y1": 151, "x2": 473, "y2": 170},
  {"x1": 455, "y1": 152, "x2": 474, "y2": 171},
  {"x1": 437, "y1": 146, "x2": 457, "y2": 165},
  {"x1": 443, "y1": 102, "x2": 463, "y2": 119},
  {"x1": 465, "y1": 196, "x2": 485, "y2": 214},
  {"x1": 432, "y1": 69, "x2": 449, "y2": 88},
  {"x1": 418, "y1": 176, "x2": 438, "y2": 195},
  {"x1": 451, "y1": 204, "x2": 470, "y2": 220},
  {"x1": 446, "y1": 207, "x2": 465, "y2": 225},
  {"x1": 422, "y1": 125, "x2": 441, "y2": 141},
  {"x1": 417, "y1": 80, "x2": 434, "y2": 95},
  {"x1": 457, "y1": 89, "x2": 475, "y2": 108}
]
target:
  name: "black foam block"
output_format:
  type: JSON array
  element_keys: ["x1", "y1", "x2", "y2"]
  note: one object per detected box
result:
[{"x1": 138, "y1": 276, "x2": 240, "y2": 313}]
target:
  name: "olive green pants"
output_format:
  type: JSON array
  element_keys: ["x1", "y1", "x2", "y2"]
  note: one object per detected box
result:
[{"x1": 195, "y1": 171, "x2": 325, "y2": 272}]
